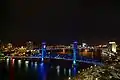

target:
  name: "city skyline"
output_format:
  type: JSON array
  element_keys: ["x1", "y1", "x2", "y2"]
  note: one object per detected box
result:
[
  {"x1": 1, "y1": 0, "x2": 120, "y2": 80},
  {"x1": 0, "y1": 39, "x2": 119, "y2": 46}
]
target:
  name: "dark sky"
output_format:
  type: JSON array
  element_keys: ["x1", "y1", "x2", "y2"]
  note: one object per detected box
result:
[{"x1": 1, "y1": 0, "x2": 120, "y2": 44}]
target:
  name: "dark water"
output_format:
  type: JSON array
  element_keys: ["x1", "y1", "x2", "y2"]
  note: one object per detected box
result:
[{"x1": 0, "y1": 58, "x2": 92, "y2": 80}]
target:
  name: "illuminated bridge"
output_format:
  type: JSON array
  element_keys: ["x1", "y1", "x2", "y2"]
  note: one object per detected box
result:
[
  {"x1": 7, "y1": 54, "x2": 103, "y2": 66},
  {"x1": 30, "y1": 55, "x2": 103, "y2": 65},
  {"x1": 7, "y1": 41, "x2": 103, "y2": 66}
]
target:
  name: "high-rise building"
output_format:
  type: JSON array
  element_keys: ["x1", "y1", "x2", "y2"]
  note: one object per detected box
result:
[
  {"x1": 82, "y1": 43, "x2": 87, "y2": 48},
  {"x1": 109, "y1": 42, "x2": 117, "y2": 53},
  {"x1": 26, "y1": 41, "x2": 33, "y2": 51},
  {"x1": 7, "y1": 43, "x2": 12, "y2": 49}
]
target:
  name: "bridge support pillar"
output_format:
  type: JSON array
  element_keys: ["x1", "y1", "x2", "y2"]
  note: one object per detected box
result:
[
  {"x1": 73, "y1": 41, "x2": 78, "y2": 65},
  {"x1": 41, "y1": 42, "x2": 46, "y2": 62}
]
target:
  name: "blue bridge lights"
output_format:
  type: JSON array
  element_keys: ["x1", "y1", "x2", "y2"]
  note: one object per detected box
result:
[
  {"x1": 73, "y1": 41, "x2": 78, "y2": 65},
  {"x1": 73, "y1": 66, "x2": 77, "y2": 76},
  {"x1": 35, "y1": 41, "x2": 103, "y2": 66},
  {"x1": 41, "y1": 42, "x2": 47, "y2": 62}
]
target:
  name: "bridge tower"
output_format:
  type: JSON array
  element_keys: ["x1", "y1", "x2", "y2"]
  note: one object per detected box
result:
[
  {"x1": 41, "y1": 42, "x2": 47, "y2": 62},
  {"x1": 73, "y1": 41, "x2": 78, "y2": 65}
]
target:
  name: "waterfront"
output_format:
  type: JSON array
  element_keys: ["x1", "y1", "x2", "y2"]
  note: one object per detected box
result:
[{"x1": 0, "y1": 58, "x2": 93, "y2": 80}]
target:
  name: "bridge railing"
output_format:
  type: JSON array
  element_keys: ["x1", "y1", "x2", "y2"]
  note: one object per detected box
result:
[{"x1": 31, "y1": 53, "x2": 101, "y2": 63}]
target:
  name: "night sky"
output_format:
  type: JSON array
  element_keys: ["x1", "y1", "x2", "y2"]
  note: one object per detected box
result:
[{"x1": 1, "y1": 0, "x2": 120, "y2": 44}]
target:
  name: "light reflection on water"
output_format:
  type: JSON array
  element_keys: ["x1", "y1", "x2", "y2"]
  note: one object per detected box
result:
[
  {"x1": 12, "y1": 59, "x2": 15, "y2": 66},
  {"x1": 25, "y1": 61, "x2": 29, "y2": 71},
  {"x1": 10, "y1": 59, "x2": 15, "y2": 80},
  {"x1": 38, "y1": 62, "x2": 46, "y2": 80},
  {"x1": 64, "y1": 68, "x2": 66, "y2": 76},
  {"x1": 18, "y1": 60, "x2": 21, "y2": 68},
  {"x1": 56, "y1": 65, "x2": 60, "y2": 76},
  {"x1": 73, "y1": 67, "x2": 77, "y2": 76},
  {"x1": 6, "y1": 58, "x2": 9, "y2": 67},
  {"x1": 69, "y1": 69, "x2": 71, "y2": 77},
  {"x1": 35, "y1": 62, "x2": 38, "y2": 70},
  {"x1": 2, "y1": 59, "x2": 91, "y2": 80}
]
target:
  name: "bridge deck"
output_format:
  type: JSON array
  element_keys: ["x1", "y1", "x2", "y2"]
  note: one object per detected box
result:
[{"x1": 5, "y1": 56, "x2": 104, "y2": 66}]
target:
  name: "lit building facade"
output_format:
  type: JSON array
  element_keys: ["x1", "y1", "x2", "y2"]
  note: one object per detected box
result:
[
  {"x1": 109, "y1": 42, "x2": 117, "y2": 53},
  {"x1": 7, "y1": 43, "x2": 12, "y2": 49},
  {"x1": 26, "y1": 41, "x2": 33, "y2": 51}
]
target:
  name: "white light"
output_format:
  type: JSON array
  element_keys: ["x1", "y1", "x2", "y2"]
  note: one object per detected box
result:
[
  {"x1": 69, "y1": 69, "x2": 71, "y2": 76},
  {"x1": 43, "y1": 45, "x2": 46, "y2": 48},
  {"x1": 18, "y1": 60, "x2": 21, "y2": 68},
  {"x1": 57, "y1": 66, "x2": 60, "y2": 76},
  {"x1": 48, "y1": 52, "x2": 50, "y2": 54},
  {"x1": 109, "y1": 42, "x2": 117, "y2": 52},
  {"x1": 6, "y1": 58, "x2": 9, "y2": 66},
  {"x1": 18, "y1": 60, "x2": 21, "y2": 63},
  {"x1": 56, "y1": 65, "x2": 60, "y2": 69},
  {"x1": 68, "y1": 77, "x2": 71, "y2": 80},
  {"x1": 25, "y1": 61, "x2": 29, "y2": 70},
  {"x1": 35, "y1": 62, "x2": 37, "y2": 69},
  {"x1": 64, "y1": 68, "x2": 66, "y2": 75},
  {"x1": 109, "y1": 42, "x2": 115, "y2": 44},
  {"x1": 82, "y1": 43, "x2": 87, "y2": 47},
  {"x1": 25, "y1": 63, "x2": 28, "y2": 69},
  {"x1": 7, "y1": 58, "x2": 9, "y2": 61},
  {"x1": 42, "y1": 58, "x2": 44, "y2": 61},
  {"x1": 25, "y1": 61, "x2": 29, "y2": 64},
  {"x1": 90, "y1": 66, "x2": 93, "y2": 68},
  {"x1": 95, "y1": 78, "x2": 98, "y2": 80},
  {"x1": 78, "y1": 71, "x2": 80, "y2": 73},
  {"x1": 109, "y1": 76, "x2": 112, "y2": 79}
]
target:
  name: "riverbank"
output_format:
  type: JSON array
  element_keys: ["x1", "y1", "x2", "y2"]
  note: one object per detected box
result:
[{"x1": 71, "y1": 56, "x2": 120, "y2": 80}]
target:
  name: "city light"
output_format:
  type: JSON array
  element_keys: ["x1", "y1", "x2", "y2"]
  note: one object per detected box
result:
[
  {"x1": 109, "y1": 42, "x2": 116, "y2": 44},
  {"x1": 95, "y1": 78, "x2": 98, "y2": 80},
  {"x1": 12, "y1": 59, "x2": 15, "y2": 65},
  {"x1": 56, "y1": 65, "x2": 60, "y2": 76},
  {"x1": 68, "y1": 77, "x2": 71, "y2": 80},
  {"x1": 25, "y1": 61, "x2": 29, "y2": 64},
  {"x1": 25, "y1": 61, "x2": 29, "y2": 70},
  {"x1": 7, "y1": 58, "x2": 9, "y2": 62},
  {"x1": 41, "y1": 42, "x2": 46, "y2": 62},
  {"x1": 43, "y1": 45, "x2": 46, "y2": 48},
  {"x1": 64, "y1": 68, "x2": 66, "y2": 75},
  {"x1": 69, "y1": 69, "x2": 71, "y2": 76},
  {"x1": 41, "y1": 58, "x2": 44, "y2": 62},
  {"x1": 78, "y1": 70, "x2": 80, "y2": 73},
  {"x1": 35, "y1": 62, "x2": 37, "y2": 69},
  {"x1": 39, "y1": 62, "x2": 46, "y2": 80},
  {"x1": 109, "y1": 42, "x2": 117, "y2": 53},
  {"x1": 1, "y1": 41, "x2": 120, "y2": 80},
  {"x1": 73, "y1": 41, "x2": 78, "y2": 65},
  {"x1": 1, "y1": 0, "x2": 120, "y2": 78},
  {"x1": 73, "y1": 60, "x2": 76, "y2": 64},
  {"x1": 18, "y1": 60, "x2": 21, "y2": 68},
  {"x1": 6, "y1": 58, "x2": 9, "y2": 67}
]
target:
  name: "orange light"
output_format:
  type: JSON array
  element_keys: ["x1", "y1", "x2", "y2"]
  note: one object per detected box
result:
[{"x1": 85, "y1": 49, "x2": 88, "y2": 52}]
